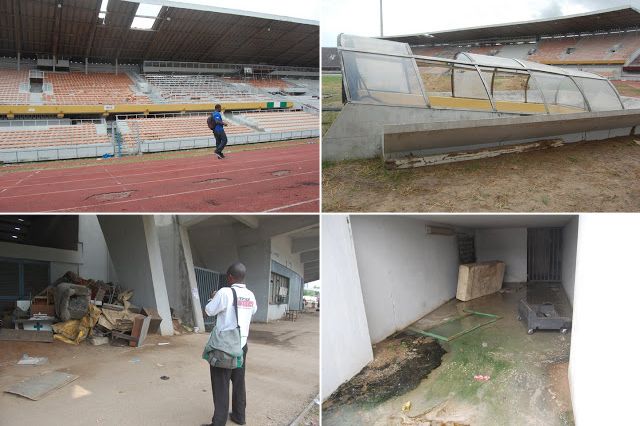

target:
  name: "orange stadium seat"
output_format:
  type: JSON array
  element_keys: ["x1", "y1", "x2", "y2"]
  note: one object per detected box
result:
[
  {"x1": 237, "y1": 111, "x2": 318, "y2": 133},
  {"x1": 120, "y1": 115, "x2": 255, "y2": 147},
  {"x1": 44, "y1": 72, "x2": 150, "y2": 105},
  {"x1": 0, "y1": 70, "x2": 29, "y2": 105},
  {"x1": 0, "y1": 124, "x2": 110, "y2": 149}
]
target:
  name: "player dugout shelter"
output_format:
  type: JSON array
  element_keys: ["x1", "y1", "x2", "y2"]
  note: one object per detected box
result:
[{"x1": 323, "y1": 35, "x2": 640, "y2": 167}]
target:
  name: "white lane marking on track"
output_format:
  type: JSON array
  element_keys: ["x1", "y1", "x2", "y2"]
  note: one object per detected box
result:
[
  {"x1": 0, "y1": 146, "x2": 312, "y2": 190},
  {"x1": 0, "y1": 159, "x2": 316, "y2": 201},
  {"x1": 49, "y1": 171, "x2": 319, "y2": 212},
  {"x1": 264, "y1": 198, "x2": 320, "y2": 212}
]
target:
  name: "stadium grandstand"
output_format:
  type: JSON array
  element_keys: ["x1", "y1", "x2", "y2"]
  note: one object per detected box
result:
[
  {"x1": 0, "y1": 0, "x2": 319, "y2": 163},
  {"x1": 383, "y1": 6, "x2": 640, "y2": 80}
]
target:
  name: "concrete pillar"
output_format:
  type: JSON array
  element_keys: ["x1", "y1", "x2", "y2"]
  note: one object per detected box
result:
[
  {"x1": 179, "y1": 225, "x2": 205, "y2": 332},
  {"x1": 115, "y1": 58, "x2": 118, "y2": 75},
  {"x1": 85, "y1": 58, "x2": 88, "y2": 75},
  {"x1": 17, "y1": 52, "x2": 20, "y2": 71},
  {"x1": 53, "y1": 55, "x2": 56, "y2": 72},
  {"x1": 237, "y1": 239, "x2": 271, "y2": 323},
  {"x1": 98, "y1": 216, "x2": 174, "y2": 336}
]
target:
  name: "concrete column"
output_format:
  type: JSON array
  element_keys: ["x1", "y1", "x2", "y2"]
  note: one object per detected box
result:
[
  {"x1": 179, "y1": 224, "x2": 205, "y2": 332},
  {"x1": 115, "y1": 58, "x2": 118, "y2": 75},
  {"x1": 237, "y1": 239, "x2": 271, "y2": 323},
  {"x1": 17, "y1": 52, "x2": 20, "y2": 71},
  {"x1": 98, "y1": 216, "x2": 174, "y2": 336},
  {"x1": 53, "y1": 55, "x2": 56, "y2": 72},
  {"x1": 85, "y1": 58, "x2": 88, "y2": 75}
]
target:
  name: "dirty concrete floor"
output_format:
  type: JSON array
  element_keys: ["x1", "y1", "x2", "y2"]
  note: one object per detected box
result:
[
  {"x1": 322, "y1": 286, "x2": 573, "y2": 426},
  {"x1": 0, "y1": 312, "x2": 318, "y2": 426}
]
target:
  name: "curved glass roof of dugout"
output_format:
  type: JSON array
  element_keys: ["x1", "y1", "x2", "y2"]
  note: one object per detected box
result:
[{"x1": 337, "y1": 34, "x2": 625, "y2": 114}]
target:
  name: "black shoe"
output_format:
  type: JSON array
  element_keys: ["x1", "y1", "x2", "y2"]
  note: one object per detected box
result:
[
  {"x1": 215, "y1": 152, "x2": 222, "y2": 159},
  {"x1": 220, "y1": 152, "x2": 226, "y2": 158},
  {"x1": 229, "y1": 413, "x2": 245, "y2": 425}
]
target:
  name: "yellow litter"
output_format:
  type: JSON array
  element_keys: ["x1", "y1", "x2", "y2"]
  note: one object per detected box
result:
[{"x1": 52, "y1": 305, "x2": 102, "y2": 345}]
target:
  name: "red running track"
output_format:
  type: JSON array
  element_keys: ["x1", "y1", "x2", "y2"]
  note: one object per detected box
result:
[{"x1": 0, "y1": 143, "x2": 319, "y2": 212}]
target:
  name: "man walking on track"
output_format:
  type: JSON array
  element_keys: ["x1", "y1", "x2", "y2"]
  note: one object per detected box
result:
[
  {"x1": 211, "y1": 104, "x2": 228, "y2": 159},
  {"x1": 204, "y1": 262, "x2": 257, "y2": 426}
]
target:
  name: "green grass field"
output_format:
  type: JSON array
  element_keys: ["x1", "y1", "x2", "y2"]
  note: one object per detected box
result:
[{"x1": 322, "y1": 74, "x2": 342, "y2": 135}]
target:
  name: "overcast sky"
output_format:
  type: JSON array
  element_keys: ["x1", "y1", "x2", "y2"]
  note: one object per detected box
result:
[
  {"x1": 169, "y1": 0, "x2": 319, "y2": 21},
  {"x1": 321, "y1": 0, "x2": 640, "y2": 46}
]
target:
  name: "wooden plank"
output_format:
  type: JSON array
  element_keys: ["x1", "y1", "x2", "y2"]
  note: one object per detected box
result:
[
  {"x1": 4, "y1": 372, "x2": 78, "y2": 401},
  {"x1": 0, "y1": 329, "x2": 53, "y2": 342}
]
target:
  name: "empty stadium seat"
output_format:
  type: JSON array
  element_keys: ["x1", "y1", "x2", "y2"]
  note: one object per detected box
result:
[
  {"x1": 44, "y1": 72, "x2": 150, "y2": 105},
  {"x1": 120, "y1": 115, "x2": 255, "y2": 146},
  {"x1": 142, "y1": 74, "x2": 272, "y2": 103},
  {"x1": 0, "y1": 124, "x2": 110, "y2": 149},
  {"x1": 236, "y1": 110, "x2": 318, "y2": 133},
  {"x1": 529, "y1": 32, "x2": 640, "y2": 64},
  {"x1": 0, "y1": 70, "x2": 29, "y2": 105}
]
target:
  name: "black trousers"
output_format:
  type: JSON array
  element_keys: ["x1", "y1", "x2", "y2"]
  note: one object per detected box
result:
[
  {"x1": 213, "y1": 130, "x2": 228, "y2": 154},
  {"x1": 210, "y1": 344, "x2": 247, "y2": 426}
]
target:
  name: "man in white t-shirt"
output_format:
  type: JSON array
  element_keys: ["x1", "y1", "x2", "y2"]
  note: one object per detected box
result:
[{"x1": 203, "y1": 262, "x2": 257, "y2": 426}]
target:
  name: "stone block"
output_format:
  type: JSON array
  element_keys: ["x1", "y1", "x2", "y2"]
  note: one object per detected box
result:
[{"x1": 456, "y1": 261, "x2": 506, "y2": 301}]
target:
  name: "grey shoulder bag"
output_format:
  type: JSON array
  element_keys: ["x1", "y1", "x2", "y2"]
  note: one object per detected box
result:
[{"x1": 202, "y1": 287, "x2": 244, "y2": 369}]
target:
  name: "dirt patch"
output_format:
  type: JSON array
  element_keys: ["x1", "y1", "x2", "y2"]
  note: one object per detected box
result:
[
  {"x1": 547, "y1": 361, "x2": 574, "y2": 424},
  {"x1": 323, "y1": 334, "x2": 445, "y2": 412},
  {"x1": 323, "y1": 136, "x2": 640, "y2": 212},
  {"x1": 86, "y1": 190, "x2": 134, "y2": 202},
  {"x1": 194, "y1": 178, "x2": 231, "y2": 184},
  {"x1": 272, "y1": 170, "x2": 291, "y2": 176}
]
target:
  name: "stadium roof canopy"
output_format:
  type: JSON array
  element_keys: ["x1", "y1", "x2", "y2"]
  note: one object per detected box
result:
[
  {"x1": 0, "y1": 0, "x2": 319, "y2": 67},
  {"x1": 382, "y1": 6, "x2": 640, "y2": 45}
]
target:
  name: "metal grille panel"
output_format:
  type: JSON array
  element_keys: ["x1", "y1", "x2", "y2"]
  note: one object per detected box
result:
[
  {"x1": 527, "y1": 228, "x2": 562, "y2": 282},
  {"x1": 194, "y1": 266, "x2": 226, "y2": 328}
]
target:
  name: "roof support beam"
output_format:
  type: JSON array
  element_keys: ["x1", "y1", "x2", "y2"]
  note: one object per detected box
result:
[
  {"x1": 84, "y1": 0, "x2": 103, "y2": 59},
  {"x1": 12, "y1": 0, "x2": 22, "y2": 57},
  {"x1": 114, "y1": 5, "x2": 138, "y2": 61},
  {"x1": 222, "y1": 20, "x2": 275, "y2": 63},
  {"x1": 286, "y1": 46, "x2": 319, "y2": 67},
  {"x1": 267, "y1": 25, "x2": 312, "y2": 63},
  {"x1": 197, "y1": 22, "x2": 246, "y2": 63},
  {"x1": 143, "y1": 7, "x2": 171, "y2": 60},
  {"x1": 51, "y1": 0, "x2": 64, "y2": 59}
]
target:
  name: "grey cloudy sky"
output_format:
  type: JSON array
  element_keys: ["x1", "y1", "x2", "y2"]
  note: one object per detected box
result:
[
  {"x1": 321, "y1": 0, "x2": 640, "y2": 46},
  {"x1": 165, "y1": 0, "x2": 319, "y2": 21}
]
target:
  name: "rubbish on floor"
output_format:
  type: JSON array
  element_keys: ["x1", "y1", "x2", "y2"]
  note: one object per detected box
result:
[
  {"x1": 0, "y1": 329, "x2": 54, "y2": 342},
  {"x1": 4, "y1": 371, "x2": 79, "y2": 401},
  {"x1": 141, "y1": 307, "x2": 162, "y2": 333},
  {"x1": 14, "y1": 315, "x2": 56, "y2": 332},
  {"x1": 473, "y1": 375, "x2": 490, "y2": 382},
  {"x1": 88, "y1": 336, "x2": 109, "y2": 346},
  {"x1": 518, "y1": 299, "x2": 571, "y2": 334},
  {"x1": 17, "y1": 354, "x2": 49, "y2": 365},
  {"x1": 456, "y1": 261, "x2": 506, "y2": 301},
  {"x1": 160, "y1": 376, "x2": 170, "y2": 380},
  {"x1": 402, "y1": 401, "x2": 412, "y2": 412},
  {"x1": 111, "y1": 315, "x2": 150, "y2": 347},
  {"x1": 54, "y1": 283, "x2": 91, "y2": 321},
  {"x1": 408, "y1": 309, "x2": 501, "y2": 342},
  {"x1": 158, "y1": 342, "x2": 170, "y2": 346},
  {"x1": 52, "y1": 304, "x2": 102, "y2": 345},
  {"x1": 129, "y1": 357, "x2": 141, "y2": 364}
]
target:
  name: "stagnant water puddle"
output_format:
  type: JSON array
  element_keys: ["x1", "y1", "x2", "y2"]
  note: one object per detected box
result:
[{"x1": 323, "y1": 334, "x2": 445, "y2": 413}]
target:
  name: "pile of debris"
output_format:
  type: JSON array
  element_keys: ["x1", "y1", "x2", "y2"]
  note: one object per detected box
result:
[{"x1": 0, "y1": 271, "x2": 165, "y2": 347}]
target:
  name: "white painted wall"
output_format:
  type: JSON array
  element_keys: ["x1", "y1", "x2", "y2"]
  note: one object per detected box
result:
[
  {"x1": 350, "y1": 216, "x2": 460, "y2": 344},
  {"x1": 271, "y1": 234, "x2": 304, "y2": 276},
  {"x1": 321, "y1": 215, "x2": 373, "y2": 400},
  {"x1": 269, "y1": 234, "x2": 304, "y2": 320},
  {"x1": 78, "y1": 215, "x2": 114, "y2": 282},
  {"x1": 561, "y1": 217, "x2": 579, "y2": 306},
  {"x1": 569, "y1": 214, "x2": 640, "y2": 424},
  {"x1": 475, "y1": 228, "x2": 527, "y2": 282}
]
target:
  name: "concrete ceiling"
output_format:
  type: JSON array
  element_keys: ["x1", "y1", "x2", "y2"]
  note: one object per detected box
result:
[{"x1": 406, "y1": 215, "x2": 577, "y2": 229}]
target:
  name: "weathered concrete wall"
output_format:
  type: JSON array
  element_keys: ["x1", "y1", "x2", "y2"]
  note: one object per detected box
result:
[
  {"x1": 569, "y1": 214, "x2": 639, "y2": 424},
  {"x1": 237, "y1": 240, "x2": 271, "y2": 323},
  {"x1": 561, "y1": 217, "x2": 579, "y2": 307},
  {"x1": 350, "y1": 216, "x2": 460, "y2": 344},
  {"x1": 383, "y1": 109, "x2": 640, "y2": 160},
  {"x1": 323, "y1": 103, "x2": 501, "y2": 161},
  {"x1": 78, "y1": 215, "x2": 114, "y2": 283},
  {"x1": 475, "y1": 228, "x2": 527, "y2": 283},
  {"x1": 98, "y1": 216, "x2": 173, "y2": 335},
  {"x1": 189, "y1": 224, "x2": 239, "y2": 272},
  {"x1": 321, "y1": 215, "x2": 373, "y2": 400},
  {"x1": 456, "y1": 261, "x2": 506, "y2": 301},
  {"x1": 271, "y1": 234, "x2": 304, "y2": 276},
  {"x1": 155, "y1": 216, "x2": 194, "y2": 326}
]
